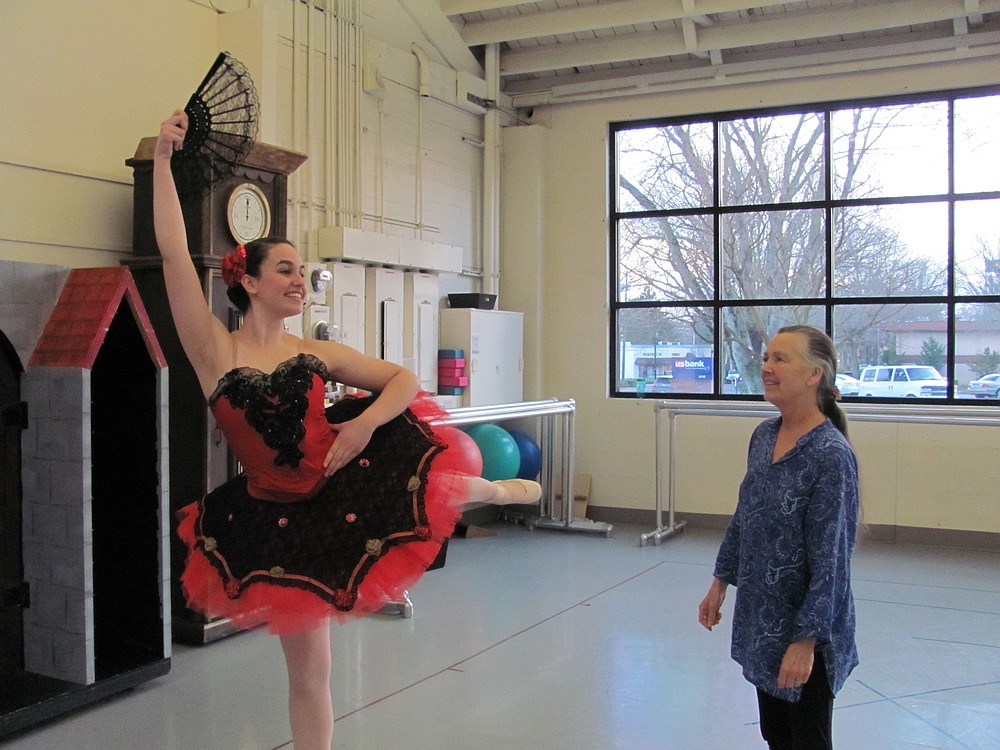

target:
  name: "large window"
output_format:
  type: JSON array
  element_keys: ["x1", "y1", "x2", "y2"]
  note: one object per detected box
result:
[{"x1": 610, "y1": 88, "x2": 1000, "y2": 401}]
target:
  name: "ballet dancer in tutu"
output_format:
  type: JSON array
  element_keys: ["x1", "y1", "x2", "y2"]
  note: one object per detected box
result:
[{"x1": 154, "y1": 109, "x2": 540, "y2": 749}]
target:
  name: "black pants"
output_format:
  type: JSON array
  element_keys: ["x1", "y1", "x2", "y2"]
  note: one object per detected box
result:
[{"x1": 756, "y1": 653, "x2": 834, "y2": 750}]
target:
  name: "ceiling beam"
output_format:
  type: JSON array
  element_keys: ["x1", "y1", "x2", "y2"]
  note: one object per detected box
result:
[
  {"x1": 457, "y1": 0, "x2": 791, "y2": 46},
  {"x1": 439, "y1": 0, "x2": 533, "y2": 13},
  {"x1": 505, "y1": 32, "x2": 1000, "y2": 108},
  {"x1": 682, "y1": 17, "x2": 698, "y2": 51},
  {"x1": 498, "y1": 0, "x2": 1000, "y2": 75},
  {"x1": 441, "y1": 0, "x2": 794, "y2": 20}
]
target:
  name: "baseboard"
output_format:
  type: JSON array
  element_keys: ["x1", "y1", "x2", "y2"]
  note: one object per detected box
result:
[
  {"x1": 584, "y1": 506, "x2": 999, "y2": 552},
  {"x1": 861, "y1": 523, "x2": 999, "y2": 551}
]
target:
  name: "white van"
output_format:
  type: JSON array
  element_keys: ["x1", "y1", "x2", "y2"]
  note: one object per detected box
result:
[{"x1": 858, "y1": 365, "x2": 947, "y2": 398}]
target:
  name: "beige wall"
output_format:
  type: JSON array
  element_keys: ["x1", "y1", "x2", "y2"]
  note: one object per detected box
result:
[
  {"x1": 0, "y1": 0, "x2": 220, "y2": 266},
  {"x1": 507, "y1": 61, "x2": 1000, "y2": 534}
]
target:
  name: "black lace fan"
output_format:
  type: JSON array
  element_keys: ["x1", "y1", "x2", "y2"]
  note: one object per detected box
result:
[{"x1": 172, "y1": 52, "x2": 260, "y2": 197}]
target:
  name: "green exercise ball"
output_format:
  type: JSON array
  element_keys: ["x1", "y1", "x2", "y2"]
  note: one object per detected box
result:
[{"x1": 463, "y1": 424, "x2": 520, "y2": 481}]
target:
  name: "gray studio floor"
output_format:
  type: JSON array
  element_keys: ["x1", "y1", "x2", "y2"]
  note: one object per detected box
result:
[{"x1": 4, "y1": 521, "x2": 998, "y2": 750}]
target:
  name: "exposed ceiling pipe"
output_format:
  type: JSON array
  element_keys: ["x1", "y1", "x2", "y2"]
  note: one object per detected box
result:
[
  {"x1": 482, "y1": 43, "x2": 501, "y2": 298},
  {"x1": 411, "y1": 42, "x2": 431, "y2": 97}
]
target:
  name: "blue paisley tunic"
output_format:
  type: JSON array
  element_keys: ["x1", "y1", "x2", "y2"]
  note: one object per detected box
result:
[{"x1": 714, "y1": 417, "x2": 859, "y2": 701}]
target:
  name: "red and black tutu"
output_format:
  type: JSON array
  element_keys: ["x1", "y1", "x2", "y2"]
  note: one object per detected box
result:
[{"x1": 177, "y1": 381, "x2": 470, "y2": 635}]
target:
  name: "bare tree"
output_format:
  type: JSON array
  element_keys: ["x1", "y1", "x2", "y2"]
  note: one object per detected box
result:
[
  {"x1": 616, "y1": 107, "x2": 945, "y2": 388},
  {"x1": 958, "y1": 232, "x2": 1000, "y2": 303}
]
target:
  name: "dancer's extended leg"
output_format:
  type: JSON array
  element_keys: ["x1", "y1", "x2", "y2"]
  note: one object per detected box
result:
[{"x1": 463, "y1": 475, "x2": 542, "y2": 505}]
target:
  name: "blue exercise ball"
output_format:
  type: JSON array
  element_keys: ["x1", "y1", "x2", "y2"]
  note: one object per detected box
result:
[
  {"x1": 508, "y1": 429, "x2": 542, "y2": 480},
  {"x1": 463, "y1": 424, "x2": 520, "y2": 481}
]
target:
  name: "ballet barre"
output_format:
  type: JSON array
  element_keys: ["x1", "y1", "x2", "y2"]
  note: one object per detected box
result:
[
  {"x1": 384, "y1": 399, "x2": 611, "y2": 619},
  {"x1": 641, "y1": 400, "x2": 1000, "y2": 547},
  {"x1": 432, "y1": 399, "x2": 613, "y2": 537}
]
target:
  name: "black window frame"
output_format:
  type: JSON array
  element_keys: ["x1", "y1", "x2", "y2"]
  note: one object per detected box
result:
[{"x1": 609, "y1": 84, "x2": 1000, "y2": 403}]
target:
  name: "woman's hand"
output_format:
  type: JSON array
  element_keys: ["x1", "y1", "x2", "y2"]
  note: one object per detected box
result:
[
  {"x1": 154, "y1": 109, "x2": 188, "y2": 161},
  {"x1": 777, "y1": 638, "x2": 816, "y2": 689},
  {"x1": 323, "y1": 417, "x2": 376, "y2": 476},
  {"x1": 698, "y1": 578, "x2": 728, "y2": 631}
]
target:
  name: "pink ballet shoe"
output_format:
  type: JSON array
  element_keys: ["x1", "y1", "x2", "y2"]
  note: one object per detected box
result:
[{"x1": 491, "y1": 479, "x2": 542, "y2": 504}]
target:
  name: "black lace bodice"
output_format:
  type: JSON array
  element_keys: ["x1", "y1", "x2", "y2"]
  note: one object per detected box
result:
[{"x1": 210, "y1": 354, "x2": 330, "y2": 469}]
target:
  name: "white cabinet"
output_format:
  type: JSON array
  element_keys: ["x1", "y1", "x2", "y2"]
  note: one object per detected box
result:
[
  {"x1": 440, "y1": 308, "x2": 523, "y2": 406},
  {"x1": 329, "y1": 262, "x2": 365, "y2": 353},
  {"x1": 365, "y1": 266, "x2": 404, "y2": 364},
  {"x1": 404, "y1": 272, "x2": 439, "y2": 392}
]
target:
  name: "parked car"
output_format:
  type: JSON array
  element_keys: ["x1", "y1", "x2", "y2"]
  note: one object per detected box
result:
[
  {"x1": 858, "y1": 365, "x2": 948, "y2": 398},
  {"x1": 967, "y1": 373, "x2": 1000, "y2": 399},
  {"x1": 647, "y1": 375, "x2": 673, "y2": 393},
  {"x1": 834, "y1": 373, "x2": 860, "y2": 396}
]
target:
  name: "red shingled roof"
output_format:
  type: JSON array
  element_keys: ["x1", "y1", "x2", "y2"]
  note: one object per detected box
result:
[{"x1": 29, "y1": 267, "x2": 166, "y2": 369}]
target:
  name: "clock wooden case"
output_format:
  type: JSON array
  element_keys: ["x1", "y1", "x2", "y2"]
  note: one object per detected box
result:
[
  {"x1": 127, "y1": 138, "x2": 306, "y2": 258},
  {"x1": 124, "y1": 138, "x2": 306, "y2": 643}
]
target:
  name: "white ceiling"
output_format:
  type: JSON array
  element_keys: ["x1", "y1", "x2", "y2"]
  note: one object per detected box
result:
[{"x1": 427, "y1": 0, "x2": 1000, "y2": 108}]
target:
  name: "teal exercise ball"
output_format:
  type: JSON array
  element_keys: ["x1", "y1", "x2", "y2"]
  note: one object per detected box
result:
[
  {"x1": 464, "y1": 424, "x2": 520, "y2": 481},
  {"x1": 508, "y1": 429, "x2": 542, "y2": 480}
]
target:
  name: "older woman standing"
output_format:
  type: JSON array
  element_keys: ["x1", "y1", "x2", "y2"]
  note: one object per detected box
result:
[{"x1": 698, "y1": 325, "x2": 860, "y2": 750}]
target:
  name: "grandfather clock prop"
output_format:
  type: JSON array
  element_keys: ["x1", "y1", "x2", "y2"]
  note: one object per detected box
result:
[{"x1": 125, "y1": 139, "x2": 307, "y2": 643}]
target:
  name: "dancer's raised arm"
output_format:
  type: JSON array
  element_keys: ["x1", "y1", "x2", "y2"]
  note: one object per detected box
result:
[{"x1": 152, "y1": 109, "x2": 232, "y2": 396}]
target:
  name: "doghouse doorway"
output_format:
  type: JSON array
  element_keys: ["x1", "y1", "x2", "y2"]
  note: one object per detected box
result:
[
  {"x1": 91, "y1": 306, "x2": 162, "y2": 680},
  {"x1": 0, "y1": 331, "x2": 25, "y2": 678}
]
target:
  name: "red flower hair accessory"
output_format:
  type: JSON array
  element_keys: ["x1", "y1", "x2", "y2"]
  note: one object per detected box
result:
[{"x1": 221, "y1": 245, "x2": 247, "y2": 288}]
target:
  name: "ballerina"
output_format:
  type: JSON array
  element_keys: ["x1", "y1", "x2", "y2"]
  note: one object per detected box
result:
[{"x1": 154, "y1": 108, "x2": 540, "y2": 750}]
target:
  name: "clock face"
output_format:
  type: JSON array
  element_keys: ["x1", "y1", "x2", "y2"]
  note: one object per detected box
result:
[{"x1": 227, "y1": 183, "x2": 271, "y2": 244}]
